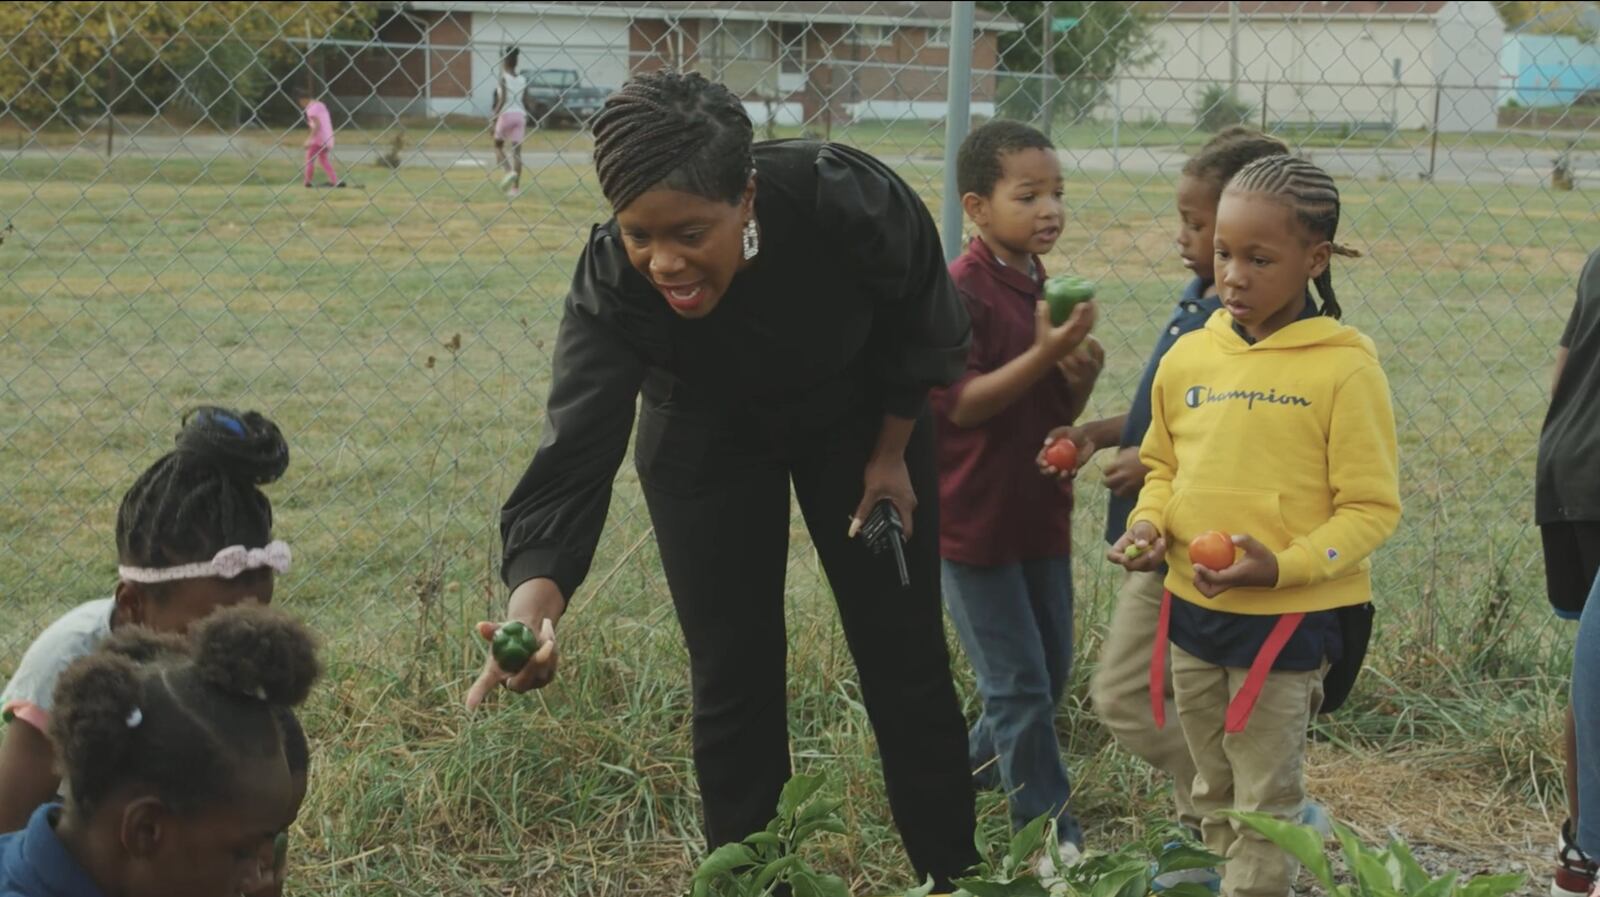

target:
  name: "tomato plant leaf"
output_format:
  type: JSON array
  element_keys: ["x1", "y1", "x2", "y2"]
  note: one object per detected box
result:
[
  {"x1": 753, "y1": 855, "x2": 799, "y2": 892},
  {"x1": 1006, "y1": 814, "x2": 1051, "y2": 872},
  {"x1": 1225, "y1": 811, "x2": 1333, "y2": 888},
  {"x1": 789, "y1": 869, "x2": 850, "y2": 897},
  {"x1": 1160, "y1": 884, "x2": 1222, "y2": 897},
  {"x1": 1153, "y1": 843, "x2": 1225, "y2": 875},
  {"x1": 793, "y1": 817, "x2": 848, "y2": 845},
  {"x1": 777, "y1": 774, "x2": 825, "y2": 820},
  {"x1": 691, "y1": 843, "x2": 759, "y2": 887},
  {"x1": 1457, "y1": 873, "x2": 1528, "y2": 897},
  {"x1": 1089, "y1": 864, "x2": 1148, "y2": 897},
  {"x1": 950, "y1": 878, "x2": 1016, "y2": 897},
  {"x1": 1411, "y1": 872, "x2": 1459, "y2": 897},
  {"x1": 1384, "y1": 839, "x2": 1431, "y2": 893}
]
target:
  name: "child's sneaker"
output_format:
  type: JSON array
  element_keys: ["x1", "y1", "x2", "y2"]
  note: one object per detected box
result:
[
  {"x1": 499, "y1": 170, "x2": 517, "y2": 189},
  {"x1": 1151, "y1": 829, "x2": 1221, "y2": 894},
  {"x1": 1152, "y1": 860, "x2": 1221, "y2": 894},
  {"x1": 1554, "y1": 819, "x2": 1597, "y2": 897},
  {"x1": 1150, "y1": 803, "x2": 1326, "y2": 893},
  {"x1": 1299, "y1": 800, "x2": 1332, "y2": 837},
  {"x1": 1034, "y1": 839, "x2": 1083, "y2": 882}
]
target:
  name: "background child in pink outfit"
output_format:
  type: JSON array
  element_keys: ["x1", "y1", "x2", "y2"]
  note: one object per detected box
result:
[{"x1": 296, "y1": 87, "x2": 342, "y2": 188}]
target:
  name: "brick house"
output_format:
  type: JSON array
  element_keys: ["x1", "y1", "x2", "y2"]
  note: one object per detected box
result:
[{"x1": 327, "y1": 2, "x2": 1017, "y2": 125}]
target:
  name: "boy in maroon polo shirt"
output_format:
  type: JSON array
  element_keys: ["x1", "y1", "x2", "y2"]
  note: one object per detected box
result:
[{"x1": 932, "y1": 120, "x2": 1101, "y2": 870}]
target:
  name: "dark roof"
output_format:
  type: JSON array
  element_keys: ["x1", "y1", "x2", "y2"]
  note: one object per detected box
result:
[
  {"x1": 1152, "y1": 1, "x2": 1449, "y2": 18},
  {"x1": 636, "y1": 1, "x2": 1014, "y2": 26},
  {"x1": 402, "y1": 2, "x2": 1019, "y2": 31}
]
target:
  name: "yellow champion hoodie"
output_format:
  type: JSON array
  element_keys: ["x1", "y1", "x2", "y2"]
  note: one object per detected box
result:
[{"x1": 1128, "y1": 310, "x2": 1401, "y2": 614}]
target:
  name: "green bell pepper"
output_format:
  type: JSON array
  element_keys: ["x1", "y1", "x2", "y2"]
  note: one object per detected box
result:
[
  {"x1": 1043, "y1": 275, "x2": 1096, "y2": 326},
  {"x1": 491, "y1": 620, "x2": 540, "y2": 674}
]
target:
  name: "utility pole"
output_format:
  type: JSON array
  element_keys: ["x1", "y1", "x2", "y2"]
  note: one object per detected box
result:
[
  {"x1": 1040, "y1": 1, "x2": 1055, "y2": 136},
  {"x1": 1228, "y1": 0, "x2": 1240, "y2": 93},
  {"x1": 105, "y1": 6, "x2": 118, "y2": 157}
]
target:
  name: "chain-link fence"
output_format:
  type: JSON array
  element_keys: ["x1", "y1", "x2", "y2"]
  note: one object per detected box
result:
[{"x1": 2, "y1": 1, "x2": 1598, "y2": 892}]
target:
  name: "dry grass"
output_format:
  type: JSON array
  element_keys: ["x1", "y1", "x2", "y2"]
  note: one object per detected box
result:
[{"x1": 0, "y1": 140, "x2": 1592, "y2": 894}]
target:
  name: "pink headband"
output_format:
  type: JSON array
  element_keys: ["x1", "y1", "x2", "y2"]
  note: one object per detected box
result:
[{"x1": 117, "y1": 541, "x2": 292, "y2": 584}]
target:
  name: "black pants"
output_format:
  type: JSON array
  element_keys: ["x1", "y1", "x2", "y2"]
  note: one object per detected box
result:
[{"x1": 635, "y1": 401, "x2": 979, "y2": 887}]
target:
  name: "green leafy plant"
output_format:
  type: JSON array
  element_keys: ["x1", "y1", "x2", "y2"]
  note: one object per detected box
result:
[
  {"x1": 1226, "y1": 811, "x2": 1526, "y2": 897},
  {"x1": 934, "y1": 817, "x2": 1222, "y2": 897},
  {"x1": 692, "y1": 772, "x2": 1226, "y2": 897},
  {"x1": 690, "y1": 774, "x2": 851, "y2": 897},
  {"x1": 1195, "y1": 83, "x2": 1253, "y2": 132}
]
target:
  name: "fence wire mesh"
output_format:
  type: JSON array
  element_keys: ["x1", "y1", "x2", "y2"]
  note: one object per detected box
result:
[{"x1": 2, "y1": 0, "x2": 1598, "y2": 892}]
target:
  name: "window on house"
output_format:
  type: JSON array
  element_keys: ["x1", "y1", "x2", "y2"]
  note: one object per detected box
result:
[
  {"x1": 779, "y1": 23, "x2": 805, "y2": 74},
  {"x1": 927, "y1": 26, "x2": 949, "y2": 48},
  {"x1": 850, "y1": 24, "x2": 894, "y2": 48},
  {"x1": 711, "y1": 19, "x2": 769, "y2": 63}
]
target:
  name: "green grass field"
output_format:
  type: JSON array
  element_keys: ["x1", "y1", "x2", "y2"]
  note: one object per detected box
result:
[{"x1": 1, "y1": 141, "x2": 1597, "y2": 895}]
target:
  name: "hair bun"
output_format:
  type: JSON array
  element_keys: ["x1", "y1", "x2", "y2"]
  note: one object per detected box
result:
[
  {"x1": 191, "y1": 605, "x2": 321, "y2": 707},
  {"x1": 100, "y1": 627, "x2": 189, "y2": 665},
  {"x1": 50, "y1": 653, "x2": 145, "y2": 790},
  {"x1": 175, "y1": 406, "x2": 290, "y2": 486}
]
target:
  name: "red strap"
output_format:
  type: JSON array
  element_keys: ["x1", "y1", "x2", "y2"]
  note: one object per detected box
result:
[
  {"x1": 1224, "y1": 613, "x2": 1306, "y2": 734},
  {"x1": 1149, "y1": 591, "x2": 1173, "y2": 730}
]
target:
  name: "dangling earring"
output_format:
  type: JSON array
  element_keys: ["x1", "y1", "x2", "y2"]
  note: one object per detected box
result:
[{"x1": 742, "y1": 217, "x2": 760, "y2": 261}]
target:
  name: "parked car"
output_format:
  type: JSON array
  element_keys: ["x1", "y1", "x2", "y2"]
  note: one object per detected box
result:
[{"x1": 521, "y1": 68, "x2": 610, "y2": 128}]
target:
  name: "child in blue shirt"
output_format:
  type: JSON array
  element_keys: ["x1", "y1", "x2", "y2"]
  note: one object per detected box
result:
[{"x1": 0, "y1": 605, "x2": 319, "y2": 897}]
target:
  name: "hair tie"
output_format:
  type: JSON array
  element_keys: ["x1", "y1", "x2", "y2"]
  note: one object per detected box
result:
[{"x1": 125, "y1": 707, "x2": 143, "y2": 728}]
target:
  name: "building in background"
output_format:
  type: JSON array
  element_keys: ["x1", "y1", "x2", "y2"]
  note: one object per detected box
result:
[
  {"x1": 1108, "y1": 1, "x2": 1503, "y2": 133},
  {"x1": 326, "y1": 1, "x2": 1017, "y2": 126}
]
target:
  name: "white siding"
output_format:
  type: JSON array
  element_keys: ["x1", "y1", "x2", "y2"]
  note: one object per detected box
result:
[
  {"x1": 1430, "y1": 0, "x2": 1503, "y2": 132},
  {"x1": 466, "y1": 11, "x2": 629, "y2": 117},
  {"x1": 1110, "y1": 15, "x2": 1439, "y2": 130}
]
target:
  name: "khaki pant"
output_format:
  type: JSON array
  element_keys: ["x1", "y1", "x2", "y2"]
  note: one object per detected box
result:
[
  {"x1": 1171, "y1": 644, "x2": 1326, "y2": 897},
  {"x1": 1089, "y1": 569, "x2": 1199, "y2": 828}
]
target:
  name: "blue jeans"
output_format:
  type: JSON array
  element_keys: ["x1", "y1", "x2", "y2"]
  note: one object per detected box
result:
[
  {"x1": 942, "y1": 556, "x2": 1082, "y2": 845},
  {"x1": 1576, "y1": 572, "x2": 1600, "y2": 855}
]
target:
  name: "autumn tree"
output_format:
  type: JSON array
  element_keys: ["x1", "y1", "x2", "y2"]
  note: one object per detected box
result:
[{"x1": 0, "y1": 2, "x2": 374, "y2": 126}]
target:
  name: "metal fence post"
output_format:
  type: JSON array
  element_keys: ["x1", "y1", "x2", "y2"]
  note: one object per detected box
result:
[
  {"x1": 1111, "y1": 77, "x2": 1122, "y2": 174},
  {"x1": 941, "y1": 1, "x2": 975, "y2": 264}
]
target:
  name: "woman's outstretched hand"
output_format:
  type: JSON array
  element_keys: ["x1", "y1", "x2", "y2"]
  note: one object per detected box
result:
[{"x1": 465, "y1": 577, "x2": 565, "y2": 709}]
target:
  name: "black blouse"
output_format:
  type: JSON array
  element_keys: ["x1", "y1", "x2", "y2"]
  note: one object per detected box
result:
[{"x1": 499, "y1": 140, "x2": 971, "y2": 601}]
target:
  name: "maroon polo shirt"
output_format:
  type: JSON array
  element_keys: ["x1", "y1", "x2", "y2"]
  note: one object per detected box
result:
[{"x1": 931, "y1": 237, "x2": 1079, "y2": 567}]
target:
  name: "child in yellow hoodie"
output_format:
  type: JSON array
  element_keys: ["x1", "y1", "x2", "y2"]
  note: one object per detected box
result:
[{"x1": 1109, "y1": 154, "x2": 1400, "y2": 897}]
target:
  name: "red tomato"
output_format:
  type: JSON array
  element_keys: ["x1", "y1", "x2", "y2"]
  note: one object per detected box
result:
[
  {"x1": 1044, "y1": 439, "x2": 1078, "y2": 472},
  {"x1": 1189, "y1": 531, "x2": 1235, "y2": 571}
]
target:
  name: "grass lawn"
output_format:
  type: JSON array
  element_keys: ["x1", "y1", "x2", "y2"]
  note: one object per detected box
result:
[{"x1": 1, "y1": 139, "x2": 1596, "y2": 894}]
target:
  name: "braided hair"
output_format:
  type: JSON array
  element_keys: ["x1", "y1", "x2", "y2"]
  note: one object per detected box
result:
[
  {"x1": 50, "y1": 604, "x2": 321, "y2": 816},
  {"x1": 1225, "y1": 154, "x2": 1362, "y2": 320},
  {"x1": 1182, "y1": 126, "x2": 1290, "y2": 190},
  {"x1": 590, "y1": 70, "x2": 753, "y2": 212},
  {"x1": 116, "y1": 407, "x2": 289, "y2": 578}
]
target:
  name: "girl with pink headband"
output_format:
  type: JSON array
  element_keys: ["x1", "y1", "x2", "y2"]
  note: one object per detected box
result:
[{"x1": 0, "y1": 407, "x2": 291, "y2": 856}]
